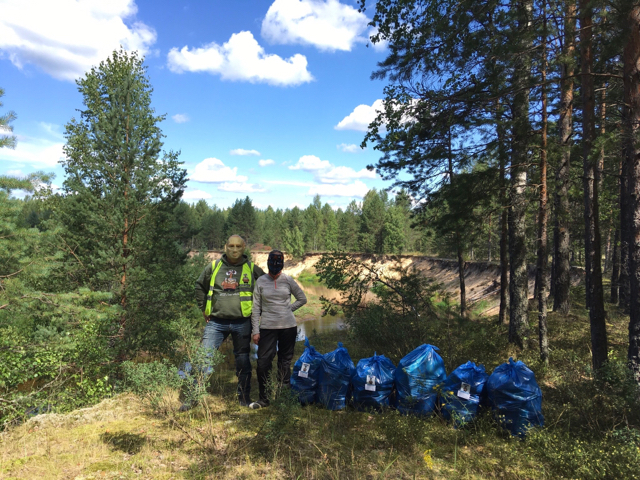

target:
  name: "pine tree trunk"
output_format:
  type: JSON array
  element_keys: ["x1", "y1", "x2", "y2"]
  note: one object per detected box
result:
[
  {"x1": 611, "y1": 226, "x2": 620, "y2": 304},
  {"x1": 553, "y1": 0, "x2": 575, "y2": 315},
  {"x1": 604, "y1": 226, "x2": 612, "y2": 273},
  {"x1": 620, "y1": 149, "x2": 632, "y2": 314},
  {"x1": 580, "y1": 0, "x2": 608, "y2": 370},
  {"x1": 508, "y1": 0, "x2": 532, "y2": 349},
  {"x1": 448, "y1": 127, "x2": 466, "y2": 317},
  {"x1": 537, "y1": 7, "x2": 549, "y2": 364},
  {"x1": 457, "y1": 238, "x2": 467, "y2": 317},
  {"x1": 624, "y1": 5, "x2": 640, "y2": 383},
  {"x1": 488, "y1": 215, "x2": 493, "y2": 262},
  {"x1": 498, "y1": 101, "x2": 510, "y2": 325}
]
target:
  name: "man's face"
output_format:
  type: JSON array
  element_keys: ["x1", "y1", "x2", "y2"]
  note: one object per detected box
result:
[{"x1": 225, "y1": 236, "x2": 245, "y2": 264}]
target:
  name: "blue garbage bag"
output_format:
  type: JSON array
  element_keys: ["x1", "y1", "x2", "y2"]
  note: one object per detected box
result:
[
  {"x1": 318, "y1": 342, "x2": 355, "y2": 410},
  {"x1": 291, "y1": 338, "x2": 324, "y2": 405},
  {"x1": 440, "y1": 361, "x2": 488, "y2": 426},
  {"x1": 351, "y1": 353, "x2": 396, "y2": 411},
  {"x1": 486, "y1": 357, "x2": 544, "y2": 437},
  {"x1": 395, "y1": 344, "x2": 446, "y2": 415}
]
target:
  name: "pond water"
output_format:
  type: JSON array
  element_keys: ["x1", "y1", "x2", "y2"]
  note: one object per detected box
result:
[
  {"x1": 251, "y1": 315, "x2": 345, "y2": 359},
  {"x1": 296, "y1": 314, "x2": 346, "y2": 340}
]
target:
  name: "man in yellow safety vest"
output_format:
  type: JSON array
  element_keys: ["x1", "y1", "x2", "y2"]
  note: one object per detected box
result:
[{"x1": 194, "y1": 234, "x2": 265, "y2": 407}]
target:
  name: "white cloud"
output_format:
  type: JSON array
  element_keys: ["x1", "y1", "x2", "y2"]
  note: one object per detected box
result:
[
  {"x1": 335, "y1": 99, "x2": 384, "y2": 131},
  {"x1": 230, "y1": 148, "x2": 260, "y2": 156},
  {"x1": 337, "y1": 143, "x2": 364, "y2": 153},
  {"x1": 259, "y1": 159, "x2": 275, "y2": 166},
  {"x1": 167, "y1": 31, "x2": 313, "y2": 86},
  {"x1": 287, "y1": 154, "x2": 376, "y2": 184},
  {"x1": 262, "y1": 0, "x2": 369, "y2": 52},
  {"x1": 319, "y1": 166, "x2": 376, "y2": 184},
  {"x1": 289, "y1": 154, "x2": 331, "y2": 171},
  {"x1": 0, "y1": 138, "x2": 65, "y2": 167},
  {"x1": 265, "y1": 180, "x2": 314, "y2": 187},
  {"x1": 189, "y1": 158, "x2": 248, "y2": 183},
  {"x1": 39, "y1": 122, "x2": 64, "y2": 139},
  {"x1": 4, "y1": 169, "x2": 24, "y2": 177},
  {"x1": 219, "y1": 182, "x2": 266, "y2": 193},
  {"x1": 308, "y1": 180, "x2": 369, "y2": 198},
  {"x1": 0, "y1": 0, "x2": 156, "y2": 81},
  {"x1": 172, "y1": 113, "x2": 189, "y2": 123},
  {"x1": 182, "y1": 189, "x2": 212, "y2": 200}
]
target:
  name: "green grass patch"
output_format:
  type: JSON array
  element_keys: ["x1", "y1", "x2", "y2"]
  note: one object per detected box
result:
[{"x1": 296, "y1": 267, "x2": 321, "y2": 285}]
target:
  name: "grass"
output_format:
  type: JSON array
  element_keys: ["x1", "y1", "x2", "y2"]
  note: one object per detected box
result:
[
  {"x1": 1, "y1": 289, "x2": 638, "y2": 479},
  {"x1": 296, "y1": 267, "x2": 321, "y2": 286}
]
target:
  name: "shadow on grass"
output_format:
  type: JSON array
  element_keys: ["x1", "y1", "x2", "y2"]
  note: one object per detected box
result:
[{"x1": 100, "y1": 431, "x2": 146, "y2": 455}]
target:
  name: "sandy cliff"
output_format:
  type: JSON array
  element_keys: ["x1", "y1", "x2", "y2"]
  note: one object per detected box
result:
[{"x1": 204, "y1": 251, "x2": 584, "y2": 316}]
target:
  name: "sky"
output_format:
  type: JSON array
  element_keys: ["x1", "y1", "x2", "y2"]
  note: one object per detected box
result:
[{"x1": 0, "y1": 0, "x2": 394, "y2": 211}]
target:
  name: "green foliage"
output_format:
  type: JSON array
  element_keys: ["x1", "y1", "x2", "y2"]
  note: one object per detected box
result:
[
  {"x1": 58, "y1": 48, "x2": 187, "y2": 293},
  {"x1": 283, "y1": 225, "x2": 305, "y2": 258},
  {"x1": 225, "y1": 196, "x2": 257, "y2": 245},
  {"x1": 316, "y1": 253, "x2": 445, "y2": 360},
  {"x1": 120, "y1": 360, "x2": 182, "y2": 400},
  {"x1": 0, "y1": 287, "x2": 119, "y2": 427},
  {"x1": 0, "y1": 87, "x2": 17, "y2": 150},
  {"x1": 261, "y1": 374, "x2": 302, "y2": 442},
  {"x1": 297, "y1": 268, "x2": 320, "y2": 285}
]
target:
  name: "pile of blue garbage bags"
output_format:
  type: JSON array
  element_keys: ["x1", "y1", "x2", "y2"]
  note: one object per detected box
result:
[{"x1": 290, "y1": 339, "x2": 544, "y2": 437}]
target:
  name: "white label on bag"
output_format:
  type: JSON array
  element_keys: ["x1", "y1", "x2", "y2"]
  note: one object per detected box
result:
[
  {"x1": 457, "y1": 382, "x2": 471, "y2": 400},
  {"x1": 365, "y1": 375, "x2": 377, "y2": 391},
  {"x1": 298, "y1": 363, "x2": 310, "y2": 378}
]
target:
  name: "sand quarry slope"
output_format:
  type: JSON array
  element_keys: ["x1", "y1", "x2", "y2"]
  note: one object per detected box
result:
[{"x1": 205, "y1": 251, "x2": 584, "y2": 316}]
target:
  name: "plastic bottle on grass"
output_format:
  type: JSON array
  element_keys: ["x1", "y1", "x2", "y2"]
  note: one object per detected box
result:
[
  {"x1": 395, "y1": 344, "x2": 446, "y2": 416},
  {"x1": 291, "y1": 337, "x2": 324, "y2": 405},
  {"x1": 351, "y1": 352, "x2": 396, "y2": 411},
  {"x1": 318, "y1": 342, "x2": 355, "y2": 410},
  {"x1": 486, "y1": 357, "x2": 544, "y2": 437},
  {"x1": 439, "y1": 361, "x2": 488, "y2": 426}
]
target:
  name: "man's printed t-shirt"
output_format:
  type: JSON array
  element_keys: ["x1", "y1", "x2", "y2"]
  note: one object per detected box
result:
[{"x1": 195, "y1": 254, "x2": 265, "y2": 320}]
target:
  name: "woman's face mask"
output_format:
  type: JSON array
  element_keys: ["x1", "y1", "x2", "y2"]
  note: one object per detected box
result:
[{"x1": 267, "y1": 251, "x2": 284, "y2": 275}]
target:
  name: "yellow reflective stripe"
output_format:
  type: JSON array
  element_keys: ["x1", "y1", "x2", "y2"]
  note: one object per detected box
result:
[{"x1": 205, "y1": 259, "x2": 223, "y2": 316}]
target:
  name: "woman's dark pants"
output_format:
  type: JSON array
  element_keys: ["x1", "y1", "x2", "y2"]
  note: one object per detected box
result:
[{"x1": 256, "y1": 327, "x2": 298, "y2": 403}]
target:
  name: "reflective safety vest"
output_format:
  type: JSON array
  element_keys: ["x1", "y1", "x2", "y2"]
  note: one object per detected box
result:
[{"x1": 204, "y1": 259, "x2": 256, "y2": 317}]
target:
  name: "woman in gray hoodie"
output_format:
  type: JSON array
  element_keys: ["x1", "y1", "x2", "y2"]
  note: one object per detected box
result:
[{"x1": 249, "y1": 250, "x2": 307, "y2": 409}]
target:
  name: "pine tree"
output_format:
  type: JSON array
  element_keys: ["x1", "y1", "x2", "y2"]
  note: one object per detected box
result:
[
  {"x1": 59, "y1": 49, "x2": 186, "y2": 328},
  {"x1": 0, "y1": 88, "x2": 17, "y2": 150}
]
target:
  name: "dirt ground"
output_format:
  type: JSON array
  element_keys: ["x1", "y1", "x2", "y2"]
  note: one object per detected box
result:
[{"x1": 205, "y1": 251, "x2": 584, "y2": 317}]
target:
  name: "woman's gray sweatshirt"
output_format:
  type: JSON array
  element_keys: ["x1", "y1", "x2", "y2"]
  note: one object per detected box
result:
[{"x1": 251, "y1": 273, "x2": 307, "y2": 335}]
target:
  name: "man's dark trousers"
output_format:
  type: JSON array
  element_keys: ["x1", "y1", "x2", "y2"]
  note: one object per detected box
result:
[
  {"x1": 256, "y1": 327, "x2": 297, "y2": 403},
  {"x1": 202, "y1": 318, "x2": 252, "y2": 403}
]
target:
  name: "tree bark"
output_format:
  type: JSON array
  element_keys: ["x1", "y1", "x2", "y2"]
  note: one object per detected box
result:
[
  {"x1": 537, "y1": 3, "x2": 549, "y2": 364},
  {"x1": 580, "y1": 0, "x2": 608, "y2": 370},
  {"x1": 508, "y1": 0, "x2": 532, "y2": 349},
  {"x1": 448, "y1": 128, "x2": 466, "y2": 317},
  {"x1": 498, "y1": 100, "x2": 510, "y2": 325},
  {"x1": 624, "y1": 5, "x2": 640, "y2": 383},
  {"x1": 457, "y1": 239, "x2": 467, "y2": 317},
  {"x1": 611, "y1": 226, "x2": 620, "y2": 304},
  {"x1": 553, "y1": 0, "x2": 575, "y2": 315},
  {"x1": 488, "y1": 215, "x2": 493, "y2": 262}
]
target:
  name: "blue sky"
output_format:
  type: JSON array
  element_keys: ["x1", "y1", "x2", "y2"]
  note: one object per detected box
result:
[{"x1": 0, "y1": 0, "x2": 393, "y2": 210}]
